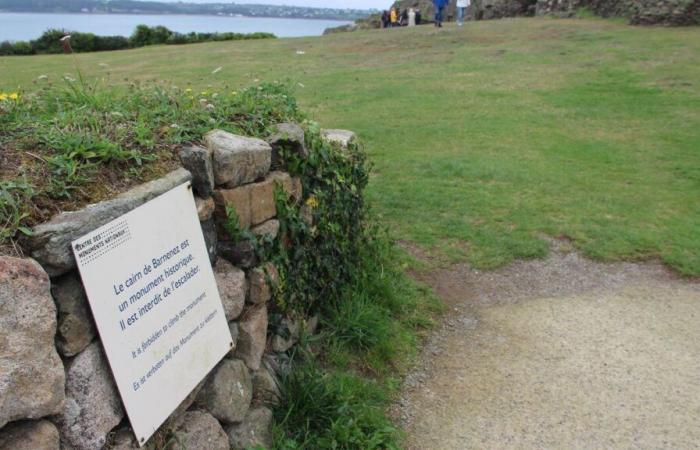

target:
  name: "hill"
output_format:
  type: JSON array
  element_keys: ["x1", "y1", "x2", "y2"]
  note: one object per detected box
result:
[{"x1": 2, "y1": 17, "x2": 700, "y2": 274}]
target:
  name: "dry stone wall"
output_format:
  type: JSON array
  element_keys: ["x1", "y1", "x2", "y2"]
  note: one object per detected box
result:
[{"x1": 0, "y1": 124, "x2": 355, "y2": 449}]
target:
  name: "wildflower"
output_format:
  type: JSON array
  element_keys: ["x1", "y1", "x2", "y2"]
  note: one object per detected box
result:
[
  {"x1": 37, "y1": 75, "x2": 48, "y2": 81},
  {"x1": 212, "y1": 93, "x2": 219, "y2": 98},
  {"x1": 201, "y1": 91, "x2": 209, "y2": 96},
  {"x1": 212, "y1": 66, "x2": 222, "y2": 74},
  {"x1": 0, "y1": 93, "x2": 7, "y2": 101},
  {"x1": 296, "y1": 50, "x2": 306, "y2": 55},
  {"x1": 185, "y1": 88, "x2": 192, "y2": 93},
  {"x1": 230, "y1": 91, "x2": 238, "y2": 96},
  {"x1": 170, "y1": 123, "x2": 179, "y2": 129},
  {"x1": 206, "y1": 104, "x2": 215, "y2": 110},
  {"x1": 305, "y1": 196, "x2": 319, "y2": 208}
]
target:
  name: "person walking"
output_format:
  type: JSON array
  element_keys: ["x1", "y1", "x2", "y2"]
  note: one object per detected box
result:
[
  {"x1": 456, "y1": 0, "x2": 470, "y2": 26},
  {"x1": 408, "y1": 8, "x2": 416, "y2": 27},
  {"x1": 390, "y1": 7, "x2": 398, "y2": 27},
  {"x1": 433, "y1": 0, "x2": 448, "y2": 27},
  {"x1": 381, "y1": 10, "x2": 390, "y2": 28}
]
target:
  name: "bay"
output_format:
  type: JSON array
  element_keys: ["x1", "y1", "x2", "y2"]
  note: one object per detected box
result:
[{"x1": 0, "y1": 13, "x2": 351, "y2": 42}]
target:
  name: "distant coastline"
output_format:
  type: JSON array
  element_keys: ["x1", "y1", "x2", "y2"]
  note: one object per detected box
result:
[
  {"x1": 0, "y1": 0, "x2": 375, "y2": 21},
  {"x1": 0, "y1": 11, "x2": 355, "y2": 23},
  {"x1": 0, "y1": 12, "x2": 353, "y2": 42}
]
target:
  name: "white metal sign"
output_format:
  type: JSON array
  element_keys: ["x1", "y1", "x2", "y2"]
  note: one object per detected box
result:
[{"x1": 72, "y1": 182, "x2": 232, "y2": 446}]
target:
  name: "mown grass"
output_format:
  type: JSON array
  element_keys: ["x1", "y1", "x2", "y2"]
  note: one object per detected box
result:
[{"x1": 3, "y1": 17, "x2": 697, "y2": 273}]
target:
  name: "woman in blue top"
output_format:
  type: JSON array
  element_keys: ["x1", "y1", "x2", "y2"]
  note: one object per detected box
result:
[{"x1": 433, "y1": 0, "x2": 448, "y2": 27}]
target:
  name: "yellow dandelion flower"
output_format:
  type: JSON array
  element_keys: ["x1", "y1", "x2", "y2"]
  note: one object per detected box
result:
[
  {"x1": 9, "y1": 93, "x2": 19, "y2": 101},
  {"x1": 0, "y1": 93, "x2": 7, "y2": 101},
  {"x1": 305, "y1": 196, "x2": 319, "y2": 208}
]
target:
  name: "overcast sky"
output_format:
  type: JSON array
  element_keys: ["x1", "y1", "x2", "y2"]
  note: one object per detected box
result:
[{"x1": 158, "y1": 0, "x2": 387, "y2": 9}]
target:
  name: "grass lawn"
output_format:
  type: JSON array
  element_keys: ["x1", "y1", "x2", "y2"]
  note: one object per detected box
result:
[{"x1": 2, "y1": 18, "x2": 699, "y2": 274}]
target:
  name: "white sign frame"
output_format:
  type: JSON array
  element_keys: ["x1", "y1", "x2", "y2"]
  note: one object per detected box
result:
[{"x1": 72, "y1": 182, "x2": 232, "y2": 446}]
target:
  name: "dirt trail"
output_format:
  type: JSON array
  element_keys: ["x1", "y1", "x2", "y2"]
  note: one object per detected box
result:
[{"x1": 395, "y1": 240, "x2": 700, "y2": 449}]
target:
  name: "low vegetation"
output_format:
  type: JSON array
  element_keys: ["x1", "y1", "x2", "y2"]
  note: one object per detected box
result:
[
  {"x1": 0, "y1": 77, "x2": 297, "y2": 252},
  {"x1": 1, "y1": 69, "x2": 437, "y2": 446},
  {"x1": 0, "y1": 26, "x2": 275, "y2": 56},
  {"x1": 3, "y1": 18, "x2": 697, "y2": 274}
]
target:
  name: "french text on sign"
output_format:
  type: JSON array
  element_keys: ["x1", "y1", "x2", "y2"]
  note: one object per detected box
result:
[{"x1": 72, "y1": 183, "x2": 231, "y2": 446}]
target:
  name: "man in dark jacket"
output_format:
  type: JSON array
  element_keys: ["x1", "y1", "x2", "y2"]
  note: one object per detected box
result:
[{"x1": 433, "y1": 0, "x2": 448, "y2": 27}]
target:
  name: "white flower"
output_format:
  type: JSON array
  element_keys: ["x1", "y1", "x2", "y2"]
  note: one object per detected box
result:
[
  {"x1": 206, "y1": 104, "x2": 215, "y2": 110},
  {"x1": 211, "y1": 66, "x2": 222, "y2": 74},
  {"x1": 296, "y1": 50, "x2": 306, "y2": 55},
  {"x1": 170, "y1": 123, "x2": 179, "y2": 129}
]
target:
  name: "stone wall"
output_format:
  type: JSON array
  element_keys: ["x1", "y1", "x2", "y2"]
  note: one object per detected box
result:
[
  {"x1": 0, "y1": 124, "x2": 355, "y2": 449},
  {"x1": 535, "y1": 0, "x2": 700, "y2": 25}
]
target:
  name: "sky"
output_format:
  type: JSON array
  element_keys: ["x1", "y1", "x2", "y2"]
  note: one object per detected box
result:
[{"x1": 158, "y1": 0, "x2": 388, "y2": 9}]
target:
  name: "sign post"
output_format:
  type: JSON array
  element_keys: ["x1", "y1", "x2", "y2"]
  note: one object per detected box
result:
[{"x1": 72, "y1": 182, "x2": 232, "y2": 446}]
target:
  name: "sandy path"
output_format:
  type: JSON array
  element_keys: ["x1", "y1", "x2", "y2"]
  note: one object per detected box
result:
[{"x1": 395, "y1": 240, "x2": 700, "y2": 449}]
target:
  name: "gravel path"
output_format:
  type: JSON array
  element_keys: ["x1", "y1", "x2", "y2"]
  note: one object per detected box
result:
[{"x1": 394, "y1": 240, "x2": 700, "y2": 449}]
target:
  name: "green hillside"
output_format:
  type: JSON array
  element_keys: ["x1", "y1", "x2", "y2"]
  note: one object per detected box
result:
[{"x1": 2, "y1": 17, "x2": 699, "y2": 274}]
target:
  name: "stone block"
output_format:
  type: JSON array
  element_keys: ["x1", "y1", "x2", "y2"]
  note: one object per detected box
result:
[
  {"x1": 291, "y1": 176, "x2": 303, "y2": 202},
  {"x1": 205, "y1": 130, "x2": 271, "y2": 187},
  {"x1": 51, "y1": 272, "x2": 96, "y2": 357},
  {"x1": 56, "y1": 342, "x2": 124, "y2": 450},
  {"x1": 270, "y1": 316, "x2": 300, "y2": 353},
  {"x1": 27, "y1": 168, "x2": 191, "y2": 276},
  {"x1": 227, "y1": 322, "x2": 239, "y2": 358},
  {"x1": 214, "y1": 259, "x2": 246, "y2": 321},
  {"x1": 248, "y1": 263, "x2": 279, "y2": 305},
  {"x1": 200, "y1": 219, "x2": 218, "y2": 265},
  {"x1": 225, "y1": 407, "x2": 273, "y2": 450},
  {"x1": 195, "y1": 359, "x2": 252, "y2": 424},
  {"x1": 235, "y1": 304, "x2": 268, "y2": 371},
  {"x1": 175, "y1": 411, "x2": 229, "y2": 450},
  {"x1": 0, "y1": 257, "x2": 65, "y2": 428},
  {"x1": 267, "y1": 122, "x2": 307, "y2": 170},
  {"x1": 251, "y1": 219, "x2": 280, "y2": 240},
  {"x1": 214, "y1": 185, "x2": 252, "y2": 233},
  {"x1": 249, "y1": 179, "x2": 277, "y2": 226},
  {"x1": 252, "y1": 364, "x2": 280, "y2": 405},
  {"x1": 217, "y1": 240, "x2": 258, "y2": 269},
  {"x1": 321, "y1": 129, "x2": 357, "y2": 149},
  {"x1": 179, "y1": 145, "x2": 214, "y2": 198},
  {"x1": 0, "y1": 420, "x2": 60, "y2": 450},
  {"x1": 195, "y1": 196, "x2": 215, "y2": 221}
]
